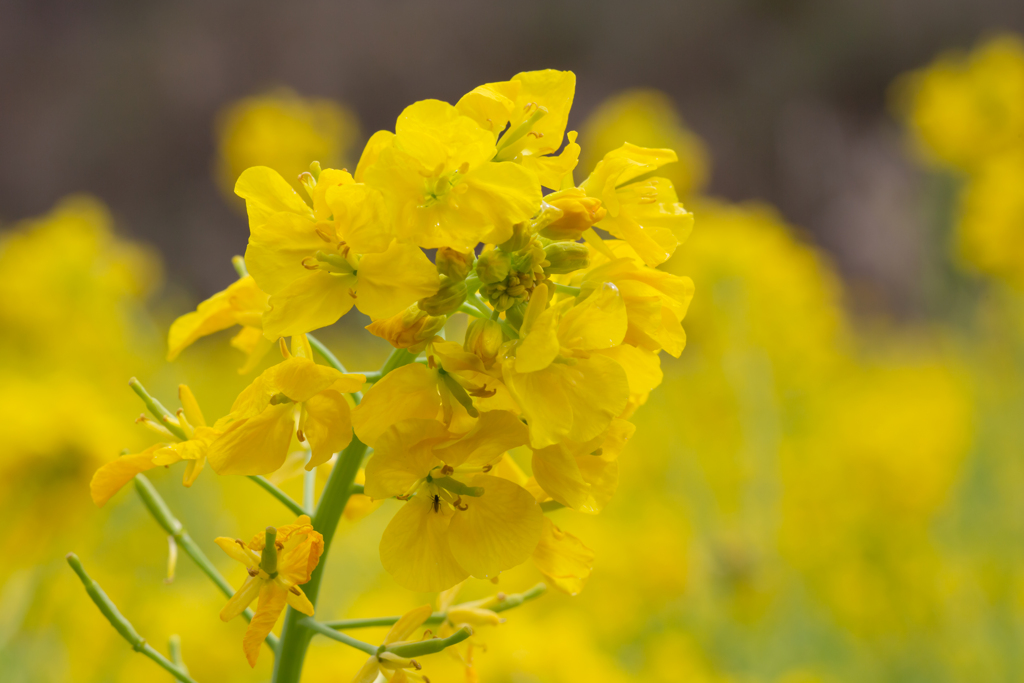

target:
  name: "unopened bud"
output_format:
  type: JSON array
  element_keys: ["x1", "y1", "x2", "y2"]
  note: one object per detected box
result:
[
  {"x1": 464, "y1": 318, "x2": 504, "y2": 366},
  {"x1": 543, "y1": 241, "x2": 590, "y2": 274},
  {"x1": 539, "y1": 189, "x2": 606, "y2": 241},
  {"x1": 504, "y1": 301, "x2": 527, "y2": 330},
  {"x1": 475, "y1": 248, "x2": 511, "y2": 285},
  {"x1": 499, "y1": 222, "x2": 532, "y2": 252},
  {"x1": 366, "y1": 304, "x2": 446, "y2": 352},
  {"x1": 435, "y1": 247, "x2": 473, "y2": 281},
  {"x1": 418, "y1": 275, "x2": 467, "y2": 316}
]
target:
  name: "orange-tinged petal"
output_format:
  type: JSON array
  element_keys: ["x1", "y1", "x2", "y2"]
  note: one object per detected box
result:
[
  {"x1": 447, "y1": 474, "x2": 543, "y2": 580},
  {"x1": 380, "y1": 493, "x2": 469, "y2": 592},
  {"x1": 221, "y1": 575, "x2": 262, "y2": 622},
  {"x1": 90, "y1": 446, "x2": 161, "y2": 506},
  {"x1": 243, "y1": 582, "x2": 287, "y2": 667}
]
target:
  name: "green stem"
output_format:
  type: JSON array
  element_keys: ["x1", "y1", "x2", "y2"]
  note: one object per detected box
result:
[
  {"x1": 324, "y1": 583, "x2": 547, "y2": 630},
  {"x1": 385, "y1": 626, "x2": 472, "y2": 658},
  {"x1": 273, "y1": 347, "x2": 418, "y2": 683},
  {"x1": 231, "y1": 256, "x2": 248, "y2": 278},
  {"x1": 551, "y1": 282, "x2": 581, "y2": 297},
  {"x1": 133, "y1": 475, "x2": 279, "y2": 650},
  {"x1": 129, "y1": 378, "x2": 187, "y2": 441},
  {"x1": 459, "y1": 299, "x2": 518, "y2": 339},
  {"x1": 168, "y1": 634, "x2": 186, "y2": 670},
  {"x1": 303, "y1": 467, "x2": 316, "y2": 511},
  {"x1": 248, "y1": 475, "x2": 309, "y2": 516},
  {"x1": 298, "y1": 617, "x2": 377, "y2": 655},
  {"x1": 350, "y1": 483, "x2": 364, "y2": 496},
  {"x1": 66, "y1": 554, "x2": 199, "y2": 683}
]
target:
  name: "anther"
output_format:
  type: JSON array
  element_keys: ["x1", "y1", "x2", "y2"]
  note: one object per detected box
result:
[
  {"x1": 301, "y1": 257, "x2": 319, "y2": 270},
  {"x1": 411, "y1": 660, "x2": 422, "y2": 670},
  {"x1": 440, "y1": 465, "x2": 454, "y2": 476},
  {"x1": 296, "y1": 429, "x2": 306, "y2": 442},
  {"x1": 315, "y1": 227, "x2": 333, "y2": 243}
]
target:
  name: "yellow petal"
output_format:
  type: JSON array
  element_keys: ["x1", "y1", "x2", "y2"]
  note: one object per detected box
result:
[
  {"x1": 243, "y1": 582, "x2": 287, "y2": 667},
  {"x1": 89, "y1": 446, "x2": 161, "y2": 506},
  {"x1": 447, "y1": 474, "x2": 543, "y2": 580},
  {"x1": 283, "y1": 582, "x2": 315, "y2": 615},
  {"x1": 178, "y1": 384, "x2": 206, "y2": 428},
  {"x1": 301, "y1": 390, "x2": 353, "y2": 468},
  {"x1": 364, "y1": 419, "x2": 448, "y2": 499},
  {"x1": 166, "y1": 276, "x2": 268, "y2": 361},
  {"x1": 352, "y1": 364, "x2": 441, "y2": 447},
  {"x1": 351, "y1": 657, "x2": 382, "y2": 683},
  {"x1": 245, "y1": 210, "x2": 323, "y2": 295},
  {"x1": 207, "y1": 404, "x2": 295, "y2": 475},
  {"x1": 592, "y1": 344, "x2": 663, "y2": 396},
  {"x1": 220, "y1": 575, "x2": 262, "y2": 622},
  {"x1": 325, "y1": 183, "x2": 394, "y2": 254},
  {"x1": 557, "y1": 282, "x2": 627, "y2": 350},
  {"x1": 514, "y1": 295, "x2": 563, "y2": 374},
  {"x1": 263, "y1": 270, "x2": 357, "y2": 338},
  {"x1": 354, "y1": 130, "x2": 395, "y2": 183},
  {"x1": 433, "y1": 410, "x2": 529, "y2": 468},
  {"x1": 503, "y1": 70, "x2": 576, "y2": 160},
  {"x1": 215, "y1": 536, "x2": 260, "y2": 568},
  {"x1": 231, "y1": 326, "x2": 275, "y2": 373},
  {"x1": 234, "y1": 166, "x2": 313, "y2": 229},
  {"x1": 502, "y1": 364, "x2": 572, "y2": 448},
  {"x1": 271, "y1": 356, "x2": 351, "y2": 403},
  {"x1": 355, "y1": 242, "x2": 441, "y2": 320},
  {"x1": 379, "y1": 493, "x2": 469, "y2": 592},
  {"x1": 531, "y1": 444, "x2": 590, "y2": 511},
  {"x1": 456, "y1": 80, "x2": 521, "y2": 137},
  {"x1": 532, "y1": 517, "x2": 594, "y2": 596},
  {"x1": 384, "y1": 604, "x2": 434, "y2": 645},
  {"x1": 521, "y1": 130, "x2": 581, "y2": 190}
]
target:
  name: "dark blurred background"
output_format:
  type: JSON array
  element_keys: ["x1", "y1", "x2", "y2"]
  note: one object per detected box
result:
[{"x1": 2, "y1": 0, "x2": 1022, "y2": 316}]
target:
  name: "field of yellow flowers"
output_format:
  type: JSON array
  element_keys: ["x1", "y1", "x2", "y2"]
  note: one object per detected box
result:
[{"x1": 2, "y1": 35, "x2": 1024, "y2": 683}]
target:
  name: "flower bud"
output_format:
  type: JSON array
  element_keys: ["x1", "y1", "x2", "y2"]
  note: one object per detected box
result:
[
  {"x1": 543, "y1": 241, "x2": 590, "y2": 274},
  {"x1": 499, "y1": 222, "x2": 532, "y2": 252},
  {"x1": 539, "y1": 189, "x2": 606, "y2": 241},
  {"x1": 475, "y1": 248, "x2": 511, "y2": 285},
  {"x1": 464, "y1": 318, "x2": 504, "y2": 366},
  {"x1": 418, "y1": 275, "x2": 467, "y2": 316},
  {"x1": 435, "y1": 247, "x2": 473, "y2": 281},
  {"x1": 365, "y1": 304, "x2": 446, "y2": 352}
]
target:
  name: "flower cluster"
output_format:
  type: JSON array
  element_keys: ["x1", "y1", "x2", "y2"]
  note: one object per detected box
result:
[
  {"x1": 87, "y1": 68, "x2": 694, "y2": 674},
  {"x1": 896, "y1": 34, "x2": 1024, "y2": 284}
]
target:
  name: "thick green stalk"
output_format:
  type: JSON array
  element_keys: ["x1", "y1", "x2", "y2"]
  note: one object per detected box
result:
[
  {"x1": 134, "y1": 474, "x2": 279, "y2": 650},
  {"x1": 272, "y1": 347, "x2": 414, "y2": 683},
  {"x1": 298, "y1": 617, "x2": 377, "y2": 655},
  {"x1": 67, "y1": 554, "x2": 199, "y2": 683}
]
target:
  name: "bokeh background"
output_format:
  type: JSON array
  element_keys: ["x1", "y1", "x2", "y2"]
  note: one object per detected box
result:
[{"x1": 3, "y1": 1, "x2": 1024, "y2": 682}]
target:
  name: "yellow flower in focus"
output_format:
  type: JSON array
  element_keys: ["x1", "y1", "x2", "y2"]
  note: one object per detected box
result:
[
  {"x1": 216, "y1": 89, "x2": 359, "y2": 198},
  {"x1": 237, "y1": 164, "x2": 440, "y2": 337},
  {"x1": 166, "y1": 273, "x2": 272, "y2": 373},
  {"x1": 580, "y1": 143, "x2": 694, "y2": 267},
  {"x1": 458, "y1": 69, "x2": 580, "y2": 190},
  {"x1": 894, "y1": 34, "x2": 1024, "y2": 172},
  {"x1": 501, "y1": 283, "x2": 630, "y2": 449},
  {"x1": 90, "y1": 384, "x2": 219, "y2": 505},
  {"x1": 955, "y1": 148, "x2": 1024, "y2": 285},
  {"x1": 217, "y1": 515, "x2": 324, "y2": 666},
  {"x1": 366, "y1": 415, "x2": 542, "y2": 591},
  {"x1": 208, "y1": 336, "x2": 365, "y2": 474},
  {"x1": 361, "y1": 99, "x2": 542, "y2": 249},
  {"x1": 579, "y1": 89, "x2": 710, "y2": 197},
  {"x1": 350, "y1": 604, "x2": 434, "y2": 683},
  {"x1": 352, "y1": 340, "x2": 519, "y2": 447}
]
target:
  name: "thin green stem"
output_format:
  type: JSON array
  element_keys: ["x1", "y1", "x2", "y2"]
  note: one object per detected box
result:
[
  {"x1": 273, "y1": 347, "x2": 420, "y2": 683},
  {"x1": 324, "y1": 583, "x2": 547, "y2": 630},
  {"x1": 66, "y1": 554, "x2": 199, "y2": 683},
  {"x1": 307, "y1": 334, "x2": 362, "y2": 404},
  {"x1": 551, "y1": 282, "x2": 581, "y2": 297},
  {"x1": 298, "y1": 617, "x2": 377, "y2": 655},
  {"x1": 129, "y1": 378, "x2": 187, "y2": 441},
  {"x1": 248, "y1": 475, "x2": 309, "y2": 517},
  {"x1": 385, "y1": 626, "x2": 472, "y2": 658},
  {"x1": 459, "y1": 298, "x2": 518, "y2": 339},
  {"x1": 168, "y1": 634, "x2": 186, "y2": 669},
  {"x1": 133, "y1": 474, "x2": 279, "y2": 650}
]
